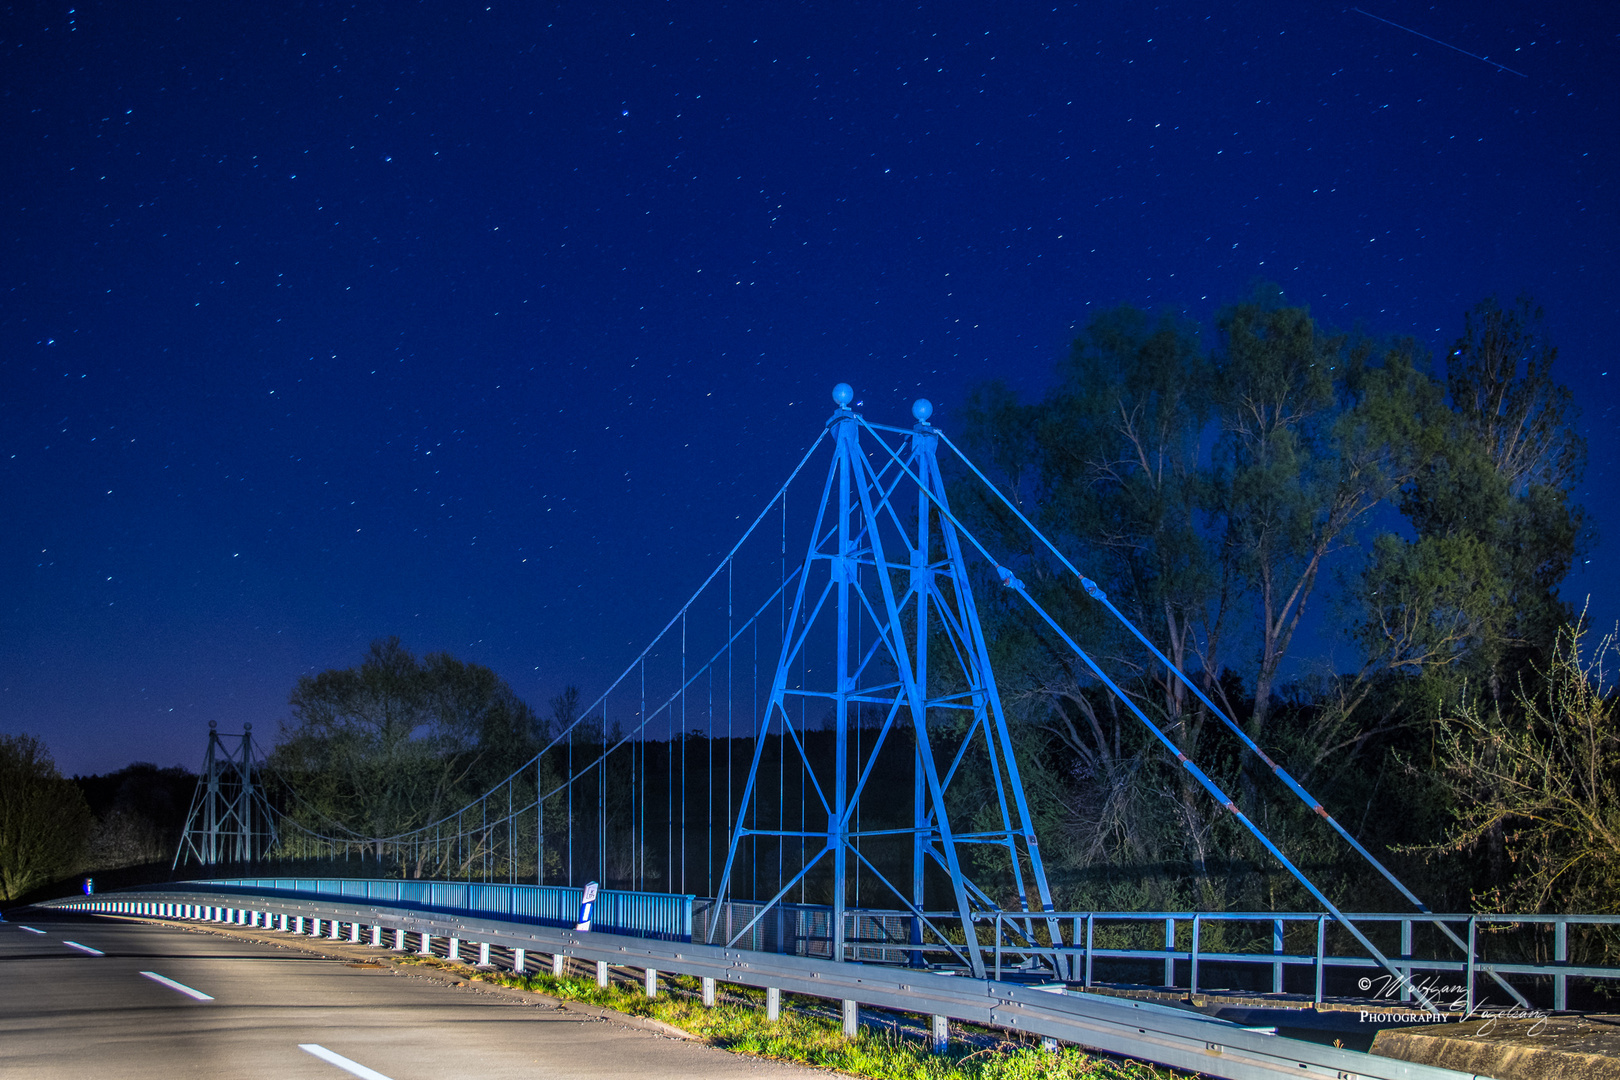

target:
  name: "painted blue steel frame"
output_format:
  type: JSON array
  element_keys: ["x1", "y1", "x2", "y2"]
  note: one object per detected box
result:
[{"x1": 708, "y1": 389, "x2": 1062, "y2": 979}]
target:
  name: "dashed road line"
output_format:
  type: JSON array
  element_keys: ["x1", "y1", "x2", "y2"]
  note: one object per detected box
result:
[
  {"x1": 62, "y1": 940, "x2": 104, "y2": 955},
  {"x1": 19, "y1": 926, "x2": 46, "y2": 934},
  {"x1": 139, "y1": 971, "x2": 213, "y2": 1000},
  {"x1": 298, "y1": 1044, "x2": 396, "y2": 1080}
]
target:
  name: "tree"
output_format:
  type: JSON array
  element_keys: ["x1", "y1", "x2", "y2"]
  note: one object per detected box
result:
[
  {"x1": 1396, "y1": 297, "x2": 1586, "y2": 694},
  {"x1": 958, "y1": 307, "x2": 1220, "y2": 888},
  {"x1": 0, "y1": 735, "x2": 94, "y2": 901},
  {"x1": 270, "y1": 637, "x2": 543, "y2": 867},
  {"x1": 955, "y1": 289, "x2": 1591, "y2": 912},
  {"x1": 958, "y1": 294, "x2": 1444, "y2": 894},
  {"x1": 1213, "y1": 296, "x2": 1439, "y2": 742},
  {"x1": 1409, "y1": 620, "x2": 1620, "y2": 916}
]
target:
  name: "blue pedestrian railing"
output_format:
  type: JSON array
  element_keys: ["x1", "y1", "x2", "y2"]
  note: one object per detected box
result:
[{"x1": 124, "y1": 877, "x2": 694, "y2": 942}]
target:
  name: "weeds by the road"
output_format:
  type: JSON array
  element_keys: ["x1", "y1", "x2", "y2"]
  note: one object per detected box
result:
[{"x1": 394, "y1": 956, "x2": 1183, "y2": 1080}]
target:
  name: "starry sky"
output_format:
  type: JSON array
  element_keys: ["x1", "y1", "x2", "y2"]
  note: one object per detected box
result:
[{"x1": 3, "y1": 1, "x2": 1615, "y2": 777}]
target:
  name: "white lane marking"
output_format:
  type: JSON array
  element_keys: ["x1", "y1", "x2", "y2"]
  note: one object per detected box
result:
[
  {"x1": 139, "y1": 970, "x2": 213, "y2": 1000},
  {"x1": 298, "y1": 1044, "x2": 396, "y2": 1080},
  {"x1": 62, "y1": 940, "x2": 104, "y2": 955},
  {"x1": 19, "y1": 926, "x2": 46, "y2": 934}
]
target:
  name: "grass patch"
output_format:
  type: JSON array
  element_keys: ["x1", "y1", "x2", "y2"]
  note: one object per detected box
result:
[{"x1": 392, "y1": 956, "x2": 1186, "y2": 1080}]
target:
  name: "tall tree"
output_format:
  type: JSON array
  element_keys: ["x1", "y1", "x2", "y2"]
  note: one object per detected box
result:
[
  {"x1": 960, "y1": 292, "x2": 1449, "y2": 901},
  {"x1": 1213, "y1": 296, "x2": 1439, "y2": 741},
  {"x1": 271, "y1": 637, "x2": 542, "y2": 858},
  {"x1": 0, "y1": 735, "x2": 93, "y2": 901}
]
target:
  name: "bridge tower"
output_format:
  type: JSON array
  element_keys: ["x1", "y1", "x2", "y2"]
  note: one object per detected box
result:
[
  {"x1": 710, "y1": 386, "x2": 1061, "y2": 978},
  {"x1": 174, "y1": 721, "x2": 278, "y2": 868}
]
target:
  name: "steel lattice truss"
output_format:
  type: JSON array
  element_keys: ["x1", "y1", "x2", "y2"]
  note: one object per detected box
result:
[
  {"x1": 175, "y1": 721, "x2": 278, "y2": 868},
  {"x1": 709, "y1": 390, "x2": 1058, "y2": 978}
]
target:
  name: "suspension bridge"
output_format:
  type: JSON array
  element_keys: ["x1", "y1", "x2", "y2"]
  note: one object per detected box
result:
[{"x1": 130, "y1": 385, "x2": 1619, "y2": 1073}]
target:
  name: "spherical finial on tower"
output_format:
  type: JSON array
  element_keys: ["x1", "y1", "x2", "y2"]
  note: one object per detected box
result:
[
  {"x1": 243, "y1": 722, "x2": 252, "y2": 732},
  {"x1": 832, "y1": 382, "x2": 854, "y2": 407},
  {"x1": 209, "y1": 720, "x2": 218, "y2": 730},
  {"x1": 912, "y1": 398, "x2": 934, "y2": 423}
]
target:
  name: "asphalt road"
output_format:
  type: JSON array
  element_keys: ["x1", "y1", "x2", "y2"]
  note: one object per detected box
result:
[{"x1": 0, "y1": 909, "x2": 830, "y2": 1080}]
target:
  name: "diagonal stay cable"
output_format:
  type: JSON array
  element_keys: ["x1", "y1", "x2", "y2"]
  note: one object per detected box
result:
[
  {"x1": 857, "y1": 417, "x2": 1443, "y2": 1013},
  {"x1": 937, "y1": 428, "x2": 1530, "y2": 1008}
]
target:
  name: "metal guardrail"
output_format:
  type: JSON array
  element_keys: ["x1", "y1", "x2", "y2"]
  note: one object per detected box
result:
[{"x1": 44, "y1": 885, "x2": 1499, "y2": 1080}]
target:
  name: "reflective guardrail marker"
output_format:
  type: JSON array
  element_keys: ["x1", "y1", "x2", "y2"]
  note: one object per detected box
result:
[{"x1": 576, "y1": 881, "x2": 598, "y2": 932}]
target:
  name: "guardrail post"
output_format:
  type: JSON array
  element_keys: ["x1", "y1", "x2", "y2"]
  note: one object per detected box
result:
[
  {"x1": 1165, "y1": 917, "x2": 1176, "y2": 988},
  {"x1": 702, "y1": 976, "x2": 716, "y2": 1006},
  {"x1": 392, "y1": 927, "x2": 405, "y2": 950},
  {"x1": 370, "y1": 925, "x2": 382, "y2": 947},
  {"x1": 1555, "y1": 920, "x2": 1568, "y2": 1011},
  {"x1": 931, "y1": 1014, "x2": 949, "y2": 1053},
  {"x1": 644, "y1": 967, "x2": 658, "y2": 998},
  {"x1": 448, "y1": 937, "x2": 461, "y2": 962},
  {"x1": 295, "y1": 916, "x2": 305, "y2": 934},
  {"x1": 765, "y1": 986, "x2": 781, "y2": 1021},
  {"x1": 330, "y1": 920, "x2": 342, "y2": 940},
  {"x1": 595, "y1": 960, "x2": 609, "y2": 988},
  {"x1": 1400, "y1": 919, "x2": 1413, "y2": 1004},
  {"x1": 1190, "y1": 915, "x2": 1201, "y2": 997},
  {"x1": 1314, "y1": 916, "x2": 1326, "y2": 1007},
  {"x1": 418, "y1": 932, "x2": 433, "y2": 956},
  {"x1": 513, "y1": 948, "x2": 527, "y2": 974},
  {"x1": 552, "y1": 952, "x2": 565, "y2": 978},
  {"x1": 1273, "y1": 918, "x2": 1285, "y2": 994},
  {"x1": 349, "y1": 922, "x2": 360, "y2": 943},
  {"x1": 841, "y1": 999, "x2": 858, "y2": 1038},
  {"x1": 478, "y1": 942, "x2": 491, "y2": 968},
  {"x1": 310, "y1": 917, "x2": 322, "y2": 937},
  {"x1": 1466, "y1": 917, "x2": 1477, "y2": 1015}
]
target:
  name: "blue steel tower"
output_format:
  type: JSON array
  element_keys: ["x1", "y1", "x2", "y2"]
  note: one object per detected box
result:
[{"x1": 709, "y1": 386, "x2": 1061, "y2": 979}]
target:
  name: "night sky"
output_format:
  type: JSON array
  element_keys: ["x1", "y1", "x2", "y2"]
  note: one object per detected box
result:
[{"x1": 3, "y1": 2, "x2": 1615, "y2": 777}]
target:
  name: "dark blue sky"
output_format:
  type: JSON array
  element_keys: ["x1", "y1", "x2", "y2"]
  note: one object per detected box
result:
[{"x1": 3, "y1": 1, "x2": 1615, "y2": 776}]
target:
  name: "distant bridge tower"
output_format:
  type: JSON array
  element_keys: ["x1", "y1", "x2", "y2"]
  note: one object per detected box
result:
[{"x1": 174, "y1": 721, "x2": 278, "y2": 868}]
